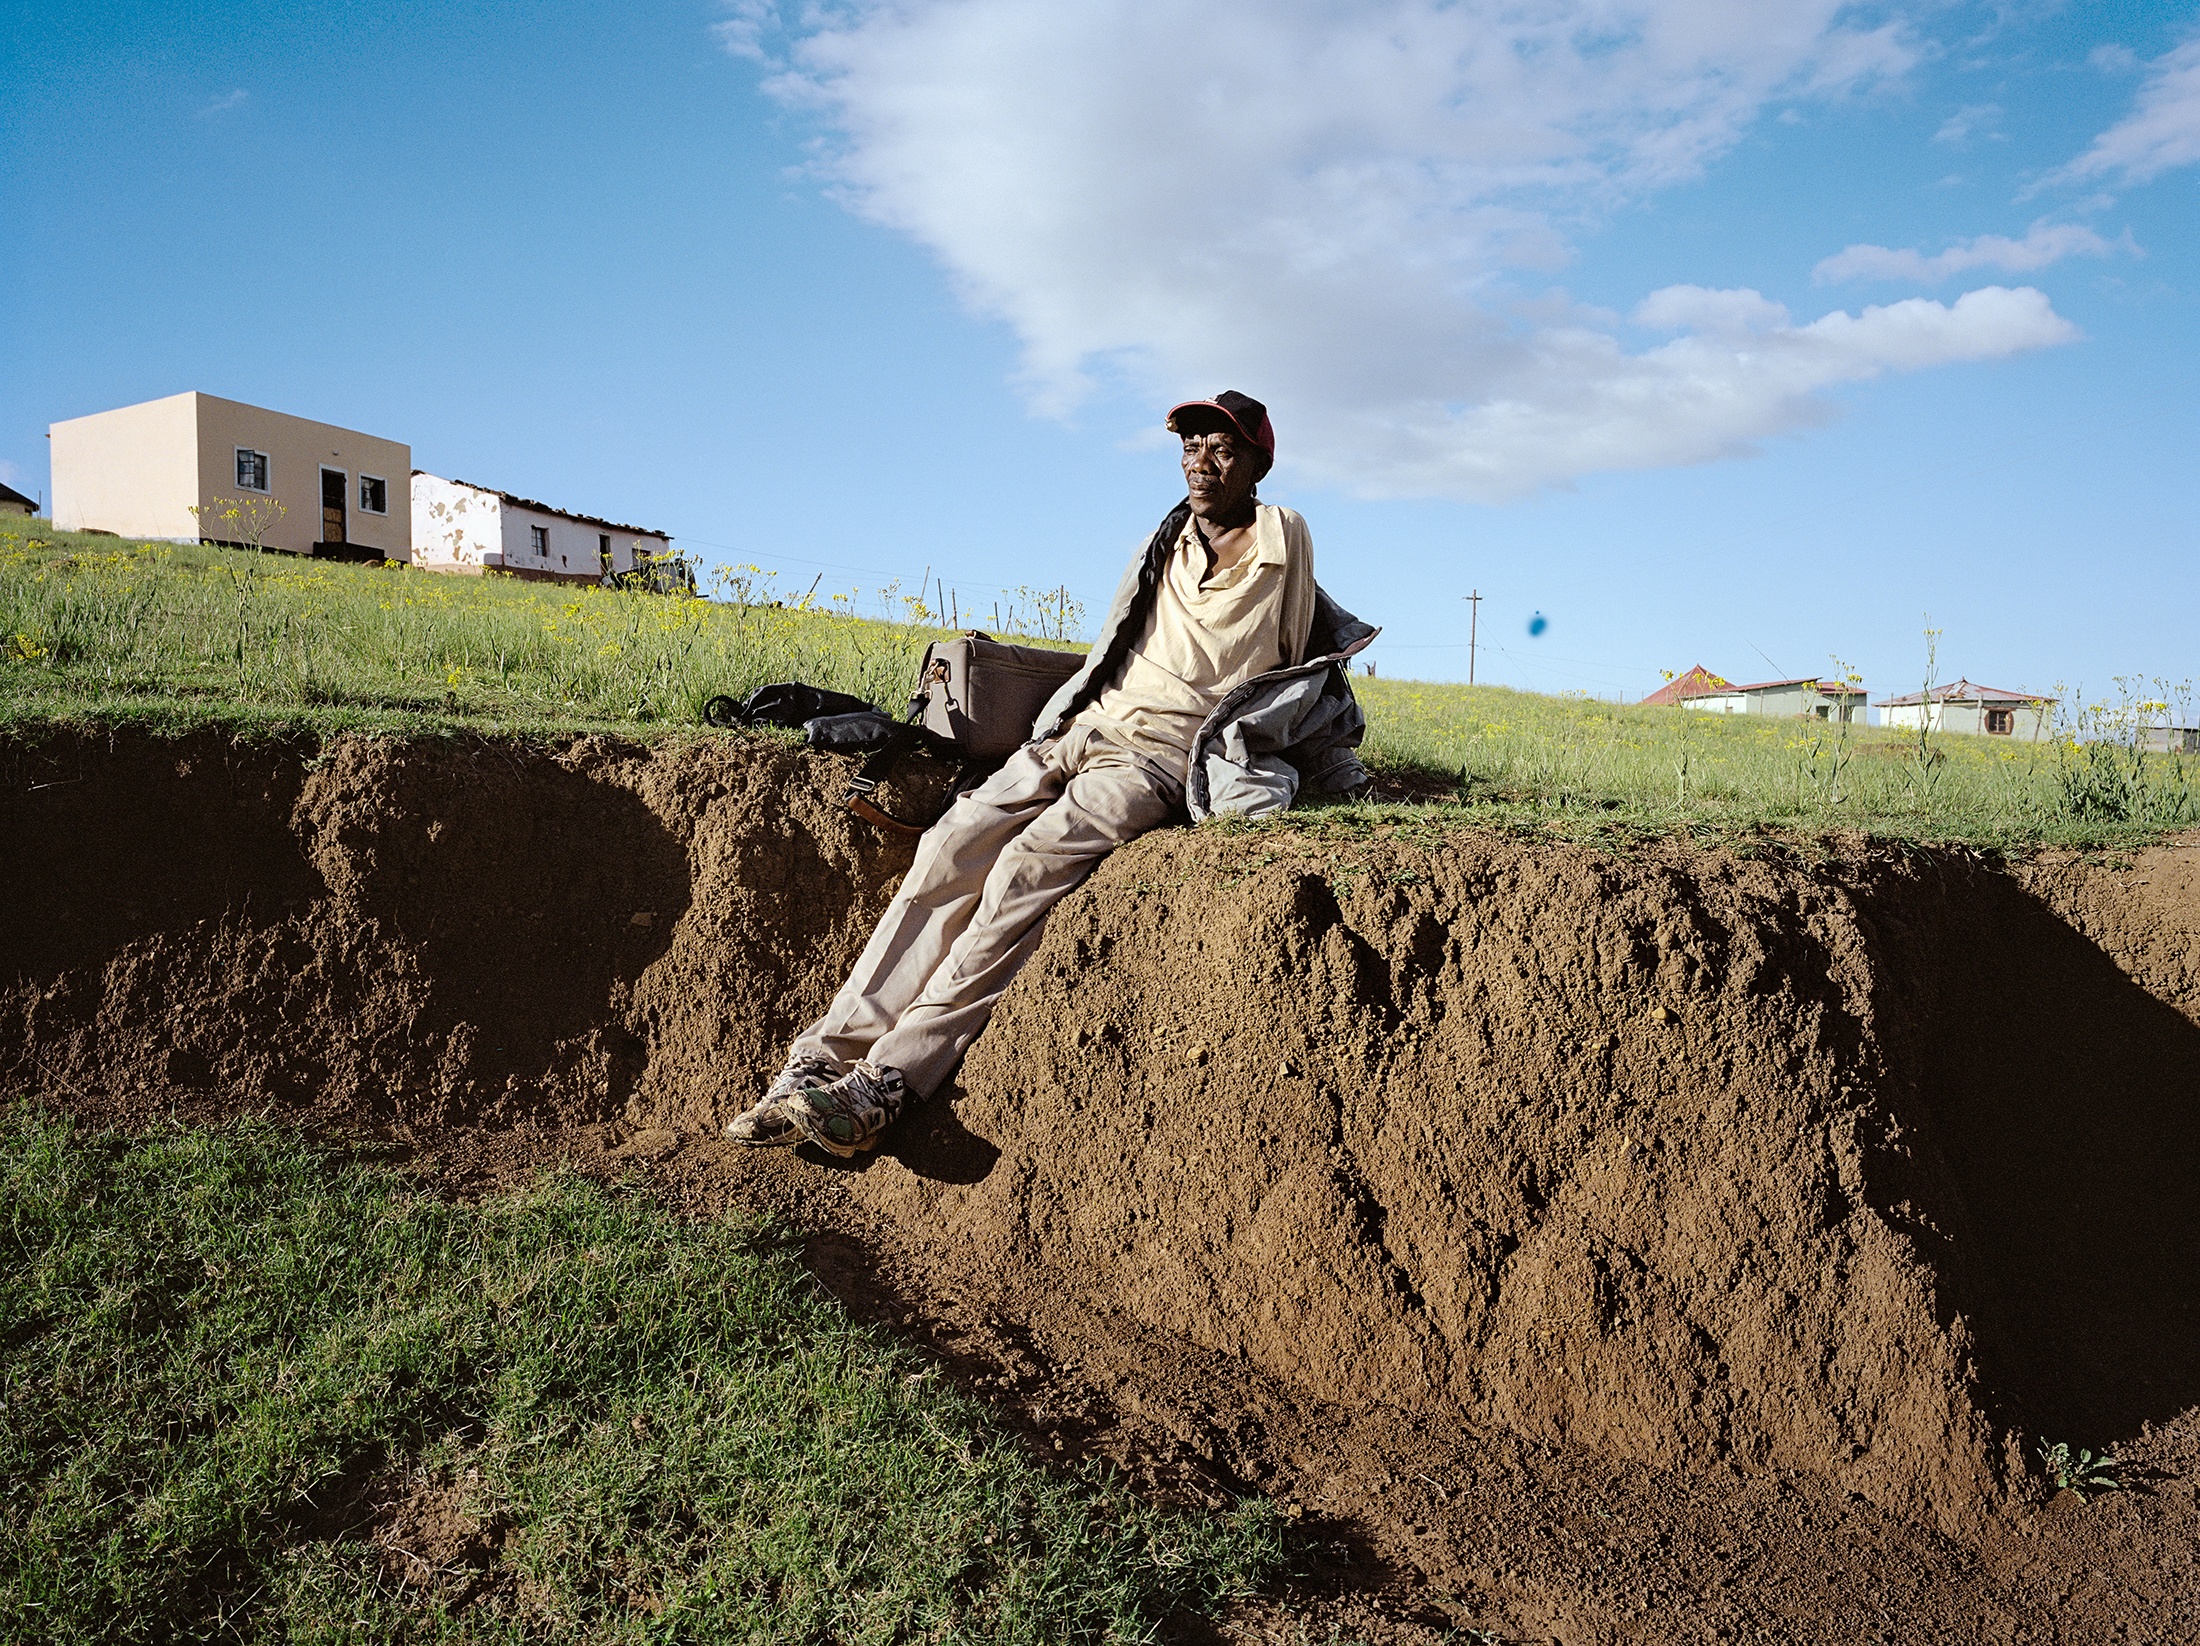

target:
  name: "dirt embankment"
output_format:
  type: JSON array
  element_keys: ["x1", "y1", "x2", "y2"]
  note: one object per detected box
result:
[{"x1": 6, "y1": 728, "x2": 2199, "y2": 1548}]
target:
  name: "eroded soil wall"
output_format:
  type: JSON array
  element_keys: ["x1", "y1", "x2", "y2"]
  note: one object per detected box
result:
[{"x1": 6, "y1": 729, "x2": 2197, "y2": 1534}]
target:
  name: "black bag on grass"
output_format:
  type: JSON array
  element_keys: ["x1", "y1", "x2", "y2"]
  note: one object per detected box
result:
[
  {"x1": 702, "y1": 635, "x2": 1079, "y2": 834},
  {"x1": 701, "y1": 681, "x2": 877, "y2": 731},
  {"x1": 801, "y1": 709, "x2": 905, "y2": 754}
]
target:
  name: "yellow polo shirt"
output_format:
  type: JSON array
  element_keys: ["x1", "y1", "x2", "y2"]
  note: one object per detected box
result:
[{"x1": 1078, "y1": 502, "x2": 1315, "y2": 778}]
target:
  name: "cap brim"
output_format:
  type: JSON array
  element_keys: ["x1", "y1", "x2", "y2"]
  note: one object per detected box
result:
[
  {"x1": 1165, "y1": 399, "x2": 1232, "y2": 431},
  {"x1": 1166, "y1": 399, "x2": 1273, "y2": 453}
]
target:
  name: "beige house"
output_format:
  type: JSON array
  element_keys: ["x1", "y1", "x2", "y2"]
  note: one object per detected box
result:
[
  {"x1": 0, "y1": 481, "x2": 36, "y2": 517},
  {"x1": 48, "y1": 392, "x2": 411, "y2": 561}
]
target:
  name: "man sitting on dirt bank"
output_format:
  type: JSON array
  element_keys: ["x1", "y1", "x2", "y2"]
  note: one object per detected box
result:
[{"x1": 726, "y1": 390, "x2": 1377, "y2": 1157}]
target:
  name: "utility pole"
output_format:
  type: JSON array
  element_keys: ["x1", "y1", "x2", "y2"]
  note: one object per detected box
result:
[{"x1": 1464, "y1": 590, "x2": 1482, "y2": 685}]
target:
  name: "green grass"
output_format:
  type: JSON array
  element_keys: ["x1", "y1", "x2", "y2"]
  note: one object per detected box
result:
[
  {"x1": 0, "y1": 1109, "x2": 1281, "y2": 1643},
  {"x1": 0, "y1": 525, "x2": 983, "y2": 740},
  {"x1": 4, "y1": 521, "x2": 2193, "y2": 847},
  {"x1": 1355, "y1": 675, "x2": 2197, "y2": 849}
]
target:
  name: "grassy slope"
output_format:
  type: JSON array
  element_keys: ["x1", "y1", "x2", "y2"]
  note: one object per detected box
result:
[
  {"x1": 1357, "y1": 675, "x2": 2194, "y2": 849},
  {"x1": 0, "y1": 525, "x2": 964, "y2": 740},
  {"x1": 4, "y1": 522, "x2": 2193, "y2": 846},
  {"x1": 3, "y1": 526, "x2": 2190, "y2": 1635},
  {"x1": 1, "y1": 1112, "x2": 1280, "y2": 1644}
]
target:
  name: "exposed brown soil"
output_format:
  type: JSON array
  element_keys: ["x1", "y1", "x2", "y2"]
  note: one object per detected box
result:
[{"x1": 5, "y1": 727, "x2": 2198, "y2": 1644}]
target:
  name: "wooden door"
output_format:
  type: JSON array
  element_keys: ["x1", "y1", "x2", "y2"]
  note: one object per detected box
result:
[{"x1": 321, "y1": 468, "x2": 346, "y2": 545}]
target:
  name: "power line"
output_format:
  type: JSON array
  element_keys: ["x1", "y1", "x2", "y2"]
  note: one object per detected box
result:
[{"x1": 667, "y1": 531, "x2": 1025, "y2": 594}]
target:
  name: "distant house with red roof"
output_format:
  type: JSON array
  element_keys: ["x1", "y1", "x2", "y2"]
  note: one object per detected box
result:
[
  {"x1": 1641, "y1": 665, "x2": 1731, "y2": 707},
  {"x1": 1876, "y1": 680, "x2": 2054, "y2": 741},
  {"x1": 1646, "y1": 665, "x2": 1865, "y2": 723}
]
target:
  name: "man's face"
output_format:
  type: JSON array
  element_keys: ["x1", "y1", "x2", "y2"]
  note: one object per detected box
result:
[{"x1": 1180, "y1": 427, "x2": 1262, "y2": 518}]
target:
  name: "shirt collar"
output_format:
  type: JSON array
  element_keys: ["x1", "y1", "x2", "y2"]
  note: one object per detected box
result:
[{"x1": 1178, "y1": 503, "x2": 1287, "y2": 568}]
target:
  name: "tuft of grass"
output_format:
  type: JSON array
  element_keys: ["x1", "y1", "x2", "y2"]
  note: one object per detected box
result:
[
  {"x1": 0, "y1": 1108, "x2": 1281, "y2": 1643},
  {"x1": 2035, "y1": 1439, "x2": 2124, "y2": 1503}
]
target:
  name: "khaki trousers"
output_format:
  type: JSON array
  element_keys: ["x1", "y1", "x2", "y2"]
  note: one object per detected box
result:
[{"x1": 793, "y1": 724, "x2": 1179, "y2": 1096}]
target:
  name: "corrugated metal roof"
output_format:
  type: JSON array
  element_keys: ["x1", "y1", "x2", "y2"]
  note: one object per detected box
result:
[
  {"x1": 418, "y1": 472, "x2": 669, "y2": 541},
  {"x1": 1641, "y1": 665, "x2": 1732, "y2": 706},
  {"x1": 1645, "y1": 668, "x2": 1864, "y2": 704},
  {"x1": 1874, "y1": 679, "x2": 2056, "y2": 708},
  {"x1": 1727, "y1": 676, "x2": 1866, "y2": 695}
]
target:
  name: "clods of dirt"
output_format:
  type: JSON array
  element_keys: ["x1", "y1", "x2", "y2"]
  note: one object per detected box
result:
[{"x1": 6, "y1": 729, "x2": 2198, "y2": 1642}]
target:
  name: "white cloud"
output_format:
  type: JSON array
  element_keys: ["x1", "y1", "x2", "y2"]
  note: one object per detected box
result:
[
  {"x1": 1813, "y1": 218, "x2": 2132, "y2": 283},
  {"x1": 1933, "y1": 102, "x2": 1999, "y2": 145},
  {"x1": 2056, "y1": 36, "x2": 2200, "y2": 185},
  {"x1": 1315, "y1": 286, "x2": 2076, "y2": 498},
  {"x1": 712, "y1": 1, "x2": 776, "y2": 60},
  {"x1": 2089, "y1": 43, "x2": 2139, "y2": 74},
  {"x1": 199, "y1": 88, "x2": 248, "y2": 116},
  {"x1": 729, "y1": 1, "x2": 2080, "y2": 500}
]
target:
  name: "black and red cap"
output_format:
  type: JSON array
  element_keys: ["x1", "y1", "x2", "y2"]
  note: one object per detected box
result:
[{"x1": 1166, "y1": 390, "x2": 1275, "y2": 460}]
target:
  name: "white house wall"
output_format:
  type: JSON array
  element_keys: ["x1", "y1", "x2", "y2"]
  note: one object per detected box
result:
[
  {"x1": 1886, "y1": 703, "x2": 1953, "y2": 734},
  {"x1": 1682, "y1": 687, "x2": 1863, "y2": 720},
  {"x1": 411, "y1": 475, "x2": 505, "y2": 575},
  {"x1": 1880, "y1": 700, "x2": 2051, "y2": 740},
  {"x1": 497, "y1": 506, "x2": 664, "y2": 580},
  {"x1": 412, "y1": 472, "x2": 670, "y2": 584},
  {"x1": 1778, "y1": 688, "x2": 1864, "y2": 722}
]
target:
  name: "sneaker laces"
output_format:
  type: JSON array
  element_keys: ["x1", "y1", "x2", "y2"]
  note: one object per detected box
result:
[
  {"x1": 791, "y1": 1060, "x2": 906, "y2": 1157},
  {"x1": 728, "y1": 1052, "x2": 845, "y2": 1146},
  {"x1": 768, "y1": 1051, "x2": 843, "y2": 1102}
]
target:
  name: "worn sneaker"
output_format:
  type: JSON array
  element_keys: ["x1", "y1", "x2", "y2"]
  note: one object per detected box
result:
[
  {"x1": 787, "y1": 1060, "x2": 907, "y2": 1159},
  {"x1": 725, "y1": 1052, "x2": 843, "y2": 1147}
]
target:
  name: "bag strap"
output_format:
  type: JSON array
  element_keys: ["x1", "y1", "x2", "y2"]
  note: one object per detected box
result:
[
  {"x1": 844, "y1": 654, "x2": 973, "y2": 834},
  {"x1": 846, "y1": 727, "x2": 931, "y2": 834}
]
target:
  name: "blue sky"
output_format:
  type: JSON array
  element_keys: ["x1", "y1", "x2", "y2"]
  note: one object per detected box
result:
[{"x1": 3, "y1": 1, "x2": 2196, "y2": 713}]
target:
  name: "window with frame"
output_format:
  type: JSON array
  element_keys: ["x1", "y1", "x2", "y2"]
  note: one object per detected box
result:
[
  {"x1": 530, "y1": 524, "x2": 549, "y2": 557},
  {"x1": 358, "y1": 475, "x2": 387, "y2": 514},
  {"x1": 1986, "y1": 708, "x2": 2014, "y2": 735},
  {"x1": 235, "y1": 448, "x2": 270, "y2": 492}
]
